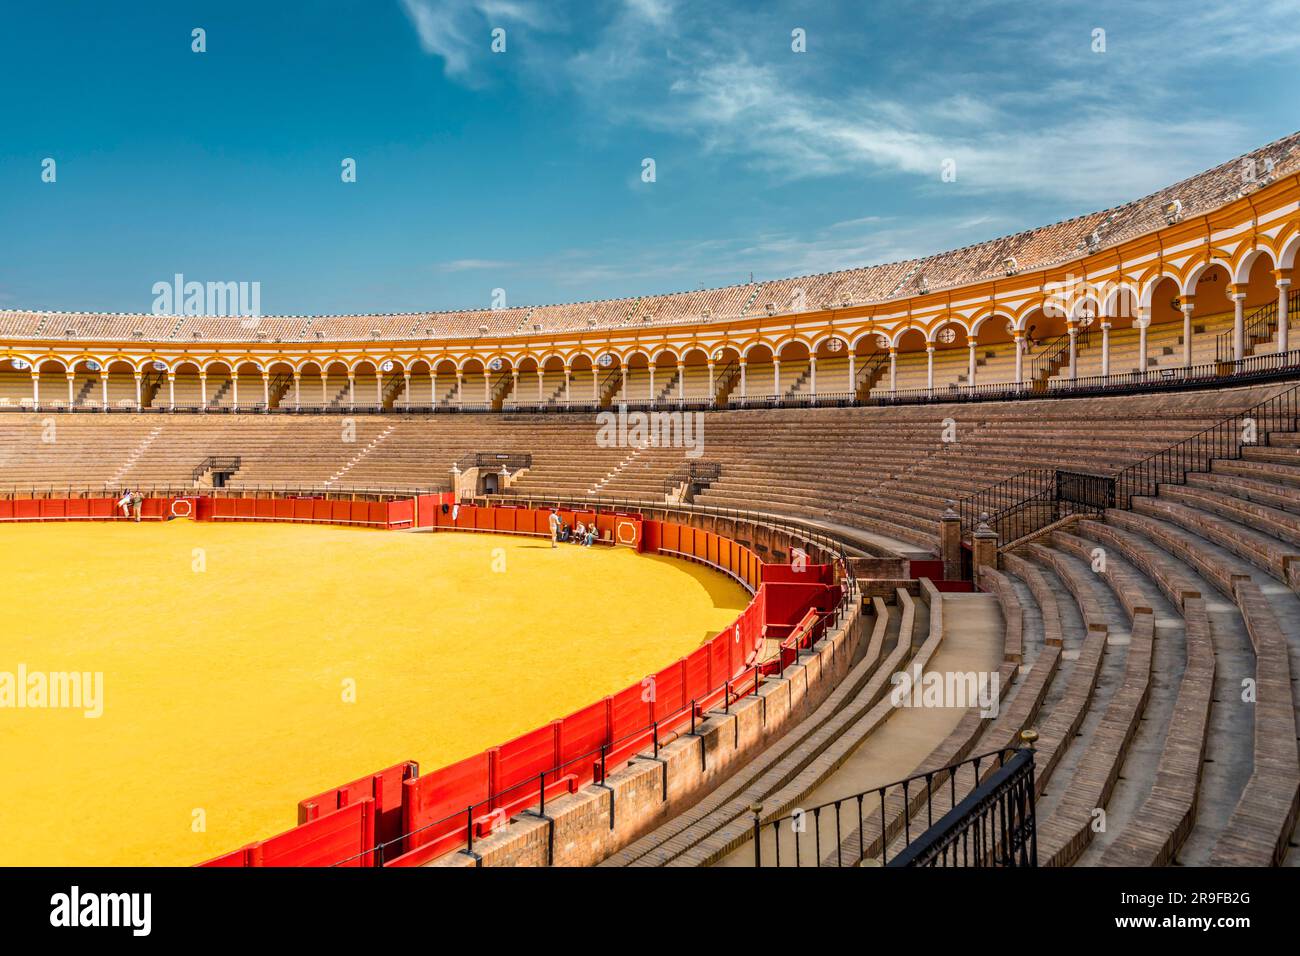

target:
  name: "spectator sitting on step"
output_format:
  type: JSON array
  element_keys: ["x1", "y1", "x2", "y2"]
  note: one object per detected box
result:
[
  {"x1": 573, "y1": 521, "x2": 586, "y2": 543},
  {"x1": 583, "y1": 524, "x2": 597, "y2": 546}
]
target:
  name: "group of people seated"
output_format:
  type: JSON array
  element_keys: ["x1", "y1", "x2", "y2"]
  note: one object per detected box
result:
[{"x1": 559, "y1": 519, "x2": 598, "y2": 547}]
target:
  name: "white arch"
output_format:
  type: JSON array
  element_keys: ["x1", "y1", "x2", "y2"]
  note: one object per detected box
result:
[{"x1": 1233, "y1": 247, "x2": 1277, "y2": 284}]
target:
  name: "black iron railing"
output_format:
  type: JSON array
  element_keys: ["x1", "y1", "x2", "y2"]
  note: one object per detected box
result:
[
  {"x1": 1214, "y1": 290, "x2": 1298, "y2": 363},
  {"x1": 663, "y1": 460, "x2": 722, "y2": 495},
  {"x1": 1114, "y1": 380, "x2": 1300, "y2": 508},
  {"x1": 190, "y1": 456, "x2": 242, "y2": 482},
  {"x1": 958, "y1": 469, "x2": 1113, "y2": 544},
  {"x1": 747, "y1": 746, "x2": 1036, "y2": 867},
  {"x1": 887, "y1": 747, "x2": 1037, "y2": 867}
]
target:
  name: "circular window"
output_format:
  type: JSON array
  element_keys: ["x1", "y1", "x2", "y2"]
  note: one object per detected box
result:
[{"x1": 938, "y1": 327, "x2": 956, "y2": 344}]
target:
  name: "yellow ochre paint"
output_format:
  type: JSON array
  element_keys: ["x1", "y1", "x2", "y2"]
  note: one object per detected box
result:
[{"x1": 0, "y1": 520, "x2": 749, "y2": 866}]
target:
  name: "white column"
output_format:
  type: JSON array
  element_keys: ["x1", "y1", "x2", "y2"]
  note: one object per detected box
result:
[
  {"x1": 168, "y1": 375, "x2": 175, "y2": 410},
  {"x1": 200, "y1": 374, "x2": 208, "y2": 409},
  {"x1": 67, "y1": 374, "x2": 75, "y2": 407},
  {"x1": 322, "y1": 375, "x2": 330, "y2": 407},
  {"x1": 1014, "y1": 334, "x2": 1024, "y2": 384},
  {"x1": 1231, "y1": 287, "x2": 1246, "y2": 361},
  {"x1": 925, "y1": 346, "x2": 934, "y2": 390},
  {"x1": 809, "y1": 355, "x2": 818, "y2": 403},
  {"x1": 847, "y1": 352, "x2": 856, "y2": 390},
  {"x1": 590, "y1": 368, "x2": 597, "y2": 403},
  {"x1": 431, "y1": 372, "x2": 438, "y2": 406},
  {"x1": 265, "y1": 375, "x2": 272, "y2": 409},
  {"x1": 1100, "y1": 322, "x2": 1112, "y2": 377},
  {"x1": 889, "y1": 348, "x2": 897, "y2": 392},
  {"x1": 739, "y1": 361, "x2": 747, "y2": 399},
  {"x1": 30, "y1": 373, "x2": 39, "y2": 408},
  {"x1": 134, "y1": 374, "x2": 142, "y2": 410},
  {"x1": 100, "y1": 371, "x2": 109, "y2": 409},
  {"x1": 563, "y1": 367, "x2": 571, "y2": 404},
  {"x1": 1137, "y1": 310, "x2": 1150, "y2": 373},
  {"x1": 648, "y1": 365, "x2": 656, "y2": 403},
  {"x1": 1277, "y1": 275, "x2": 1291, "y2": 354},
  {"x1": 707, "y1": 360, "x2": 715, "y2": 402},
  {"x1": 378, "y1": 375, "x2": 385, "y2": 408},
  {"x1": 677, "y1": 363, "x2": 685, "y2": 403},
  {"x1": 1181, "y1": 301, "x2": 1195, "y2": 367},
  {"x1": 294, "y1": 374, "x2": 301, "y2": 410},
  {"x1": 1067, "y1": 324, "x2": 1078, "y2": 380},
  {"x1": 347, "y1": 375, "x2": 355, "y2": 407},
  {"x1": 967, "y1": 341, "x2": 977, "y2": 387},
  {"x1": 456, "y1": 372, "x2": 464, "y2": 407},
  {"x1": 232, "y1": 375, "x2": 239, "y2": 409},
  {"x1": 403, "y1": 374, "x2": 410, "y2": 408},
  {"x1": 483, "y1": 372, "x2": 489, "y2": 406},
  {"x1": 536, "y1": 369, "x2": 544, "y2": 402},
  {"x1": 773, "y1": 359, "x2": 781, "y2": 397}
]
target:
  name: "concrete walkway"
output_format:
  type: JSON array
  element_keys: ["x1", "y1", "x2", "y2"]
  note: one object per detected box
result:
[{"x1": 715, "y1": 591, "x2": 1002, "y2": 866}]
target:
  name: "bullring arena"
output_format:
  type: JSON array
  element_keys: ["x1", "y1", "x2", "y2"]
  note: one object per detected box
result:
[{"x1": 3, "y1": 133, "x2": 1300, "y2": 869}]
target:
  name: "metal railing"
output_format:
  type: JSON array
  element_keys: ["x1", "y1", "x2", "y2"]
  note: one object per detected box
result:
[
  {"x1": 663, "y1": 460, "x2": 722, "y2": 495},
  {"x1": 957, "y1": 469, "x2": 1113, "y2": 545},
  {"x1": 1214, "y1": 290, "x2": 1299, "y2": 363},
  {"x1": 748, "y1": 746, "x2": 1036, "y2": 867},
  {"x1": 1114, "y1": 379, "x2": 1300, "y2": 508},
  {"x1": 4, "y1": 348, "x2": 1300, "y2": 416},
  {"x1": 190, "y1": 456, "x2": 242, "y2": 482}
]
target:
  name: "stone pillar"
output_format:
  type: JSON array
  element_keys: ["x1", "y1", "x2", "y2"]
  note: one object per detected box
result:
[
  {"x1": 1100, "y1": 321, "x2": 1111, "y2": 377},
  {"x1": 347, "y1": 374, "x2": 355, "y2": 408},
  {"x1": 199, "y1": 373, "x2": 208, "y2": 409},
  {"x1": 100, "y1": 370, "x2": 109, "y2": 409},
  {"x1": 588, "y1": 367, "x2": 596, "y2": 403},
  {"x1": 483, "y1": 371, "x2": 490, "y2": 406},
  {"x1": 402, "y1": 373, "x2": 410, "y2": 408},
  {"x1": 563, "y1": 366, "x2": 571, "y2": 404},
  {"x1": 773, "y1": 359, "x2": 781, "y2": 398},
  {"x1": 134, "y1": 374, "x2": 142, "y2": 410},
  {"x1": 809, "y1": 355, "x2": 817, "y2": 403},
  {"x1": 707, "y1": 360, "x2": 715, "y2": 404},
  {"x1": 1276, "y1": 271, "x2": 1292, "y2": 354},
  {"x1": 967, "y1": 340, "x2": 977, "y2": 387},
  {"x1": 323, "y1": 375, "x2": 331, "y2": 407},
  {"x1": 67, "y1": 373, "x2": 75, "y2": 407},
  {"x1": 972, "y1": 513, "x2": 999, "y2": 588},
  {"x1": 888, "y1": 348, "x2": 897, "y2": 392},
  {"x1": 1230, "y1": 285, "x2": 1247, "y2": 361},
  {"x1": 847, "y1": 352, "x2": 856, "y2": 390},
  {"x1": 294, "y1": 373, "x2": 302, "y2": 410},
  {"x1": 1180, "y1": 298, "x2": 1196, "y2": 366},
  {"x1": 168, "y1": 375, "x2": 176, "y2": 410},
  {"x1": 232, "y1": 374, "x2": 239, "y2": 409},
  {"x1": 1136, "y1": 308, "x2": 1151, "y2": 373},
  {"x1": 925, "y1": 345, "x2": 935, "y2": 391},
  {"x1": 264, "y1": 373, "x2": 273, "y2": 409},
  {"x1": 739, "y1": 361, "x2": 747, "y2": 399},
  {"x1": 939, "y1": 502, "x2": 962, "y2": 581},
  {"x1": 456, "y1": 372, "x2": 464, "y2": 407},
  {"x1": 1067, "y1": 322, "x2": 1078, "y2": 380},
  {"x1": 1014, "y1": 332, "x2": 1024, "y2": 384},
  {"x1": 30, "y1": 372, "x2": 39, "y2": 408},
  {"x1": 536, "y1": 369, "x2": 544, "y2": 402},
  {"x1": 648, "y1": 365, "x2": 656, "y2": 402}
]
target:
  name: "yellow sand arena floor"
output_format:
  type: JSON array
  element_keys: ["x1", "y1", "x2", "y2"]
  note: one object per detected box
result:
[{"x1": 0, "y1": 520, "x2": 749, "y2": 866}]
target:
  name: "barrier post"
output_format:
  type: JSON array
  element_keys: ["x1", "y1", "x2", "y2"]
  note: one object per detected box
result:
[
  {"x1": 464, "y1": 805, "x2": 475, "y2": 856},
  {"x1": 652, "y1": 721, "x2": 659, "y2": 759},
  {"x1": 752, "y1": 803, "x2": 763, "y2": 867}
]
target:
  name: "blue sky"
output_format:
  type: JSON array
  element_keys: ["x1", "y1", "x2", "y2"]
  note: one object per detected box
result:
[{"x1": 1, "y1": 0, "x2": 1297, "y2": 316}]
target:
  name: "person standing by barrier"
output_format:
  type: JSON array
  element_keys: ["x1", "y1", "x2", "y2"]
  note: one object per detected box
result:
[
  {"x1": 117, "y1": 489, "x2": 132, "y2": 519},
  {"x1": 548, "y1": 508, "x2": 561, "y2": 548},
  {"x1": 131, "y1": 490, "x2": 144, "y2": 522}
]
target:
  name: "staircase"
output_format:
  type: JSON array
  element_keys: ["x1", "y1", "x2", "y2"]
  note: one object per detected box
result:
[
  {"x1": 855, "y1": 352, "x2": 890, "y2": 397},
  {"x1": 654, "y1": 370, "x2": 680, "y2": 404},
  {"x1": 598, "y1": 369, "x2": 623, "y2": 408},
  {"x1": 1216, "y1": 289, "x2": 1300, "y2": 361},
  {"x1": 208, "y1": 378, "x2": 233, "y2": 408},
  {"x1": 783, "y1": 365, "x2": 811, "y2": 400},
  {"x1": 382, "y1": 373, "x2": 406, "y2": 408},
  {"x1": 588, "y1": 439, "x2": 650, "y2": 494},
  {"x1": 109, "y1": 426, "x2": 164, "y2": 485},
  {"x1": 489, "y1": 371, "x2": 514, "y2": 411},
  {"x1": 74, "y1": 378, "x2": 97, "y2": 407},
  {"x1": 713, "y1": 360, "x2": 740, "y2": 406},
  {"x1": 325, "y1": 425, "x2": 397, "y2": 486}
]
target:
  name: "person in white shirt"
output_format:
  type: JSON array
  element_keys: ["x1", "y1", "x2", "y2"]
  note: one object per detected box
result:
[{"x1": 548, "y1": 509, "x2": 561, "y2": 548}]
